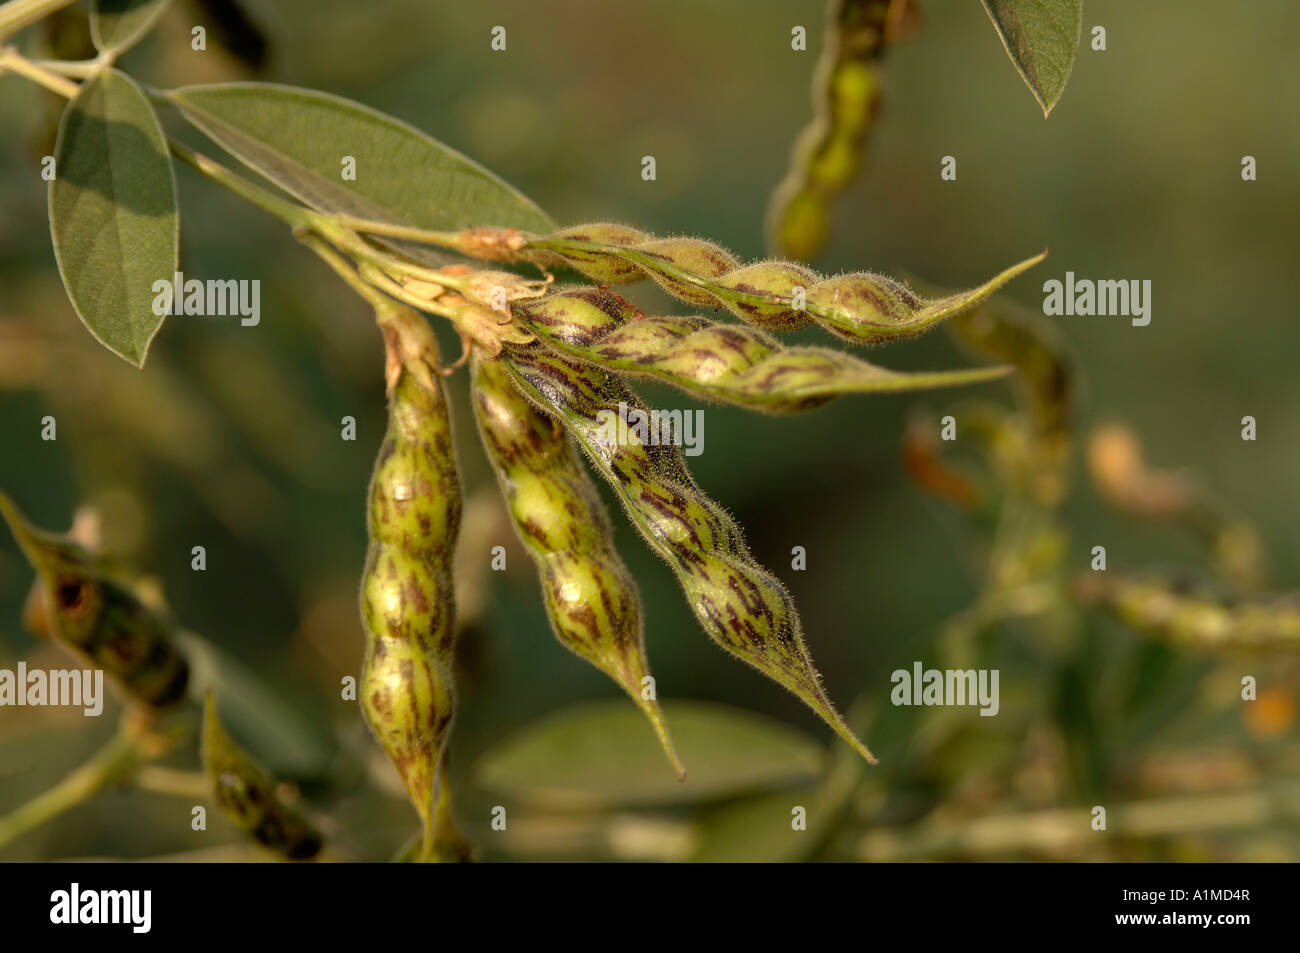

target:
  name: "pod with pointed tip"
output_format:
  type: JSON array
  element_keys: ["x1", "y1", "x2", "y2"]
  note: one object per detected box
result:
[
  {"x1": 471, "y1": 354, "x2": 683, "y2": 777},
  {"x1": 516, "y1": 286, "x2": 1011, "y2": 413},
  {"x1": 500, "y1": 345, "x2": 876, "y2": 764},
  {"x1": 201, "y1": 691, "x2": 324, "y2": 860},
  {"x1": 0, "y1": 492, "x2": 188, "y2": 708},
  {"x1": 459, "y1": 224, "x2": 1044, "y2": 346},
  {"x1": 1074, "y1": 575, "x2": 1300, "y2": 652},
  {"x1": 359, "y1": 311, "x2": 463, "y2": 861}
]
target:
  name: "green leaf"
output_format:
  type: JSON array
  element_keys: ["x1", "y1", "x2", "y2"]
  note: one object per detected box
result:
[
  {"x1": 175, "y1": 630, "x2": 335, "y2": 779},
  {"x1": 91, "y1": 0, "x2": 174, "y2": 55},
  {"x1": 981, "y1": 0, "x2": 1083, "y2": 117},
  {"x1": 476, "y1": 700, "x2": 825, "y2": 808},
  {"x1": 49, "y1": 69, "x2": 177, "y2": 368},
  {"x1": 168, "y1": 82, "x2": 555, "y2": 242},
  {"x1": 690, "y1": 788, "x2": 823, "y2": 862}
]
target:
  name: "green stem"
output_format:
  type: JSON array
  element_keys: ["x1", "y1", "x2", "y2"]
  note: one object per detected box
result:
[
  {"x1": 30, "y1": 54, "x2": 114, "y2": 78},
  {"x1": 296, "y1": 229, "x2": 406, "y2": 317},
  {"x1": 0, "y1": 44, "x2": 78, "y2": 96},
  {"x1": 0, "y1": 0, "x2": 76, "y2": 43},
  {"x1": 167, "y1": 139, "x2": 314, "y2": 230},
  {"x1": 0, "y1": 726, "x2": 141, "y2": 851},
  {"x1": 327, "y1": 214, "x2": 471, "y2": 254},
  {"x1": 134, "y1": 766, "x2": 208, "y2": 800}
]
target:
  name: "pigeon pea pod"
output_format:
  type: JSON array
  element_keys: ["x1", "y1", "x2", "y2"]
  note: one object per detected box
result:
[
  {"x1": 471, "y1": 355, "x2": 683, "y2": 776},
  {"x1": 0, "y1": 492, "x2": 189, "y2": 709},
  {"x1": 359, "y1": 309, "x2": 463, "y2": 861},
  {"x1": 459, "y1": 224, "x2": 1045, "y2": 345},
  {"x1": 516, "y1": 286, "x2": 1011, "y2": 413},
  {"x1": 499, "y1": 344, "x2": 876, "y2": 763},
  {"x1": 767, "y1": 0, "x2": 915, "y2": 261},
  {"x1": 201, "y1": 691, "x2": 324, "y2": 861},
  {"x1": 1074, "y1": 575, "x2": 1300, "y2": 652}
]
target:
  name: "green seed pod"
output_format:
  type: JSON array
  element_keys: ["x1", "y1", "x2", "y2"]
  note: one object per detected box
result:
[
  {"x1": 526, "y1": 223, "x2": 646, "y2": 282},
  {"x1": 516, "y1": 286, "x2": 1010, "y2": 414},
  {"x1": 634, "y1": 238, "x2": 740, "y2": 305},
  {"x1": 359, "y1": 309, "x2": 463, "y2": 861},
  {"x1": 471, "y1": 354, "x2": 684, "y2": 777},
  {"x1": 0, "y1": 492, "x2": 189, "y2": 709},
  {"x1": 1074, "y1": 575, "x2": 1300, "y2": 652},
  {"x1": 513, "y1": 226, "x2": 1045, "y2": 346},
  {"x1": 201, "y1": 691, "x2": 324, "y2": 861},
  {"x1": 766, "y1": 0, "x2": 914, "y2": 261},
  {"x1": 500, "y1": 345, "x2": 876, "y2": 764},
  {"x1": 715, "y1": 261, "x2": 817, "y2": 331}
]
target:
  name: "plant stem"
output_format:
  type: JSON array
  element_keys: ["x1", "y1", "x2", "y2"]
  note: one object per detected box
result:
[
  {"x1": 296, "y1": 229, "x2": 407, "y2": 316},
  {"x1": 852, "y1": 780, "x2": 1300, "y2": 860},
  {"x1": 0, "y1": 725, "x2": 141, "y2": 851},
  {"x1": 0, "y1": 44, "x2": 78, "y2": 97},
  {"x1": 166, "y1": 139, "x2": 314, "y2": 230},
  {"x1": 0, "y1": 0, "x2": 76, "y2": 43},
  {"x1": 328, "y1": 214, "x2": 475, "y2": 254},
  {"x1": 134, "y1": 766, "x2": 208, "y2": 800},
  {"x1": 30, "y1": 54, "x2": 114, "y2": 78},
  {"x1": 0, "y1": 49, "x2": 317, "y2": 231}
]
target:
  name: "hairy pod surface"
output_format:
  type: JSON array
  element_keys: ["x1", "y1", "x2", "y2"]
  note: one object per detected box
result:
[
  {"x1": 471, "y1": 354, "x2": 683, "y2": 776},
  {"x1": 201, "y1": 692, "x2": 324, "y2": 860},
  {"x1": 359, "y1": 312, "x2": 462, "y2": 859},
  {"x1": 499, "y1": 345, "x2": 876, "y2": 763},
  {"x1": 516, "y1": 286, "x2": 1011, "y2": 413},
  {"x1": 0, "y1": 493, "x2": 189, "y2": 708},
  {"x1": 767, "y1": 0, "x2": 912, "y2": 260},
  {"x1": 512, "y1": 225, "x2": 1044, "y2": 345}
]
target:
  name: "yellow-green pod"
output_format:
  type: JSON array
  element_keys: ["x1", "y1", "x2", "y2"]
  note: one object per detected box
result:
[
  {"x1": 471, "y1": 354, "x2": 683, "y2": 777},
  {"x1": 501, "y1": 345, "x2": 876, "y2": 764},
  {"x1": 201, "y1": 691, "x2": 324, "y2": 861},
  {"x1": 512, "y1": 227, "x2": 1045, "y2": 346},
  {"x1": 358, "y1": 310, "x2": 463, "y2": 861},
  {"x1": 766, "y1": 0, "x2": 911, "y2": 260},
  {"x1": 0, "y1": 492, "x2": 188, "y2": 709}
]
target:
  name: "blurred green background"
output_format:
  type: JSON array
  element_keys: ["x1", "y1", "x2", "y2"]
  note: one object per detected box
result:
[{"x1": 1, "y1": 0, "x2": 1297, "y2": 861}]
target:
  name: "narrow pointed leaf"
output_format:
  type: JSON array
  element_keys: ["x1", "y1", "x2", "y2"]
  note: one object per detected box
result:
[
  {"x1": 168, "y1": 82, "x2": 555, "y2": 244},
  {"x1": 981, "y1": 0, "x2": 1083, "y2": 116},
  {"x1": 49, "y1": 69, "x2": 178, "y2": 368},
  {"x1": 91, "y1": 0, "x2": 174, "y2": 55}
]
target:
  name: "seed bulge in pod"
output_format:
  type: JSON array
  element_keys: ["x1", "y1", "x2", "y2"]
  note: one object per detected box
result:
[
  {"x1": 534, "y1": 224, "x2": 647, "y2": 282},
  {"x1": 636, "y1": 238, "x2": 740, "y2": 304},
  {"x1": 716, "y1": 261, "x2": 819, "y2": 331}
]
